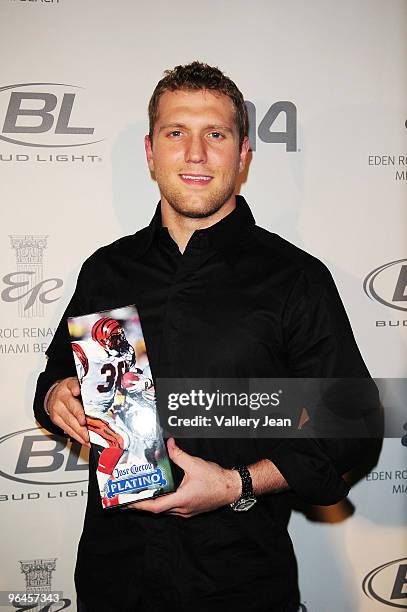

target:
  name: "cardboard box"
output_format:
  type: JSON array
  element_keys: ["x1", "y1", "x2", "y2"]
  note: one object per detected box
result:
[{"x1": 68, "y1": 304, "x2": 174, "y2": 509}]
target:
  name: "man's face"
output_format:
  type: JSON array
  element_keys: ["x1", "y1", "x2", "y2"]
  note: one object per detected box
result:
[{"x1": 145, "y1": 89, "x2": 249, "y2": 219}]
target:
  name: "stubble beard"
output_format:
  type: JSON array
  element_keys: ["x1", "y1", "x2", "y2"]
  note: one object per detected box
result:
[{"x1": 158, "y1": 176, "x2": 236, "y2": 220}]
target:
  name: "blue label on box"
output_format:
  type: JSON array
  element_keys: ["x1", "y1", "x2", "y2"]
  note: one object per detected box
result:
[{"x1": 106, "y1": 468, "x2": 167, "y2": 498}]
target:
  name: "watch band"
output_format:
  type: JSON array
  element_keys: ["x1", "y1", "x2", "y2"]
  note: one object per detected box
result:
[{"x1": 230, "y1": 465, "x2": 257, "y2": 512}]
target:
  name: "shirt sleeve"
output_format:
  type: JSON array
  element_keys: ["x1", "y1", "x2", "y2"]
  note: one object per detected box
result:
[
  {"x1": 33, "y1": 266, "x2": 87, "y2": 436},
  {"x1": 269, "y1": 263, "x2": 381, "y2": 506}
]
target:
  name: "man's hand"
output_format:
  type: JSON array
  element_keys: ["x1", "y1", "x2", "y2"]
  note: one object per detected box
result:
[
  {"x1": 47, "y1": 377, "x2": 90, "y2": 448},
  {"x1": 125, "y1": 438, "x2": 241, "y2": 518}
]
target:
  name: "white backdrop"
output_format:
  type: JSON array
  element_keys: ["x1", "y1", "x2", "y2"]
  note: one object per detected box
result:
[{"x1": 0, "y1": 1, "x2": 406, "y2": 610}]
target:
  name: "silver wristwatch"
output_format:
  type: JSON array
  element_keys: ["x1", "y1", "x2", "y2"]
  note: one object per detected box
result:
[{"x1": 230, "y1": 465, "x2": 257, "y2": 512}]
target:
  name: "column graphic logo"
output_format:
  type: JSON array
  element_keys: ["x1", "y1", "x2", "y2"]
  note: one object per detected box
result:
[
  {"x1": 1, "y1": 235, "x2": 63, "y2": 318},
  {"x1": 20, "y1": 558, "x2": 56, "y2": 594},
  {"x1": 13, "y1": 558, "x2": 72, "y2": 611}
]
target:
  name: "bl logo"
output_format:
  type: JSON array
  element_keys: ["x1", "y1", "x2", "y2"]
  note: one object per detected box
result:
[
  {"x1": 0, "y1": 428, "x2": 88, "y2": 485},
  {"x1": 363, "y1": 557, "x2": 407, "y2": 608},
  {"x1": 0, "y1": 82, "x2": 102, "y2": 147},
  {"x1": 364, "y1": 259, "x2": 407, "y2": 312}
]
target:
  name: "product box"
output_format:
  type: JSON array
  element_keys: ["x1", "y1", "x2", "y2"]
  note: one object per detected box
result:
[{"x1": 67, "y1": 304, "x2": 174, "y2": 509}]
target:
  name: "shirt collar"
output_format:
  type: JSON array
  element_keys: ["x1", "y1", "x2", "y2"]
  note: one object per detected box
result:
[{"x1": 134, "y1": 195, "x2": 256, "y2": 265}]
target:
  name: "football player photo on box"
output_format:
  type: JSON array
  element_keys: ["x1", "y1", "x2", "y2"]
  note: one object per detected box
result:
[{"x1": 67, "y1": 304, "x2": 174, "y2": 509}]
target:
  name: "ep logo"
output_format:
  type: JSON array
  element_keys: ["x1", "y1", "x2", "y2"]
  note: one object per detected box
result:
[
  {"x1": 2, "y1": 235, "x2": 63, "y2": 318},
  {"x1": 1, "y1": 272, "x2": 63, "y2": 312}
]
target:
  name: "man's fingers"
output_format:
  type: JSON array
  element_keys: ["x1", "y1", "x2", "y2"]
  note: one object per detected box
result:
[
  {"x1": 52, "y1": 409, "x2": 89, "y2": 447},
  {"x1": 126, "y1": 491, "x2": 183, "y2": 513},
  {"x1": 63, "y1": 408, "x2": 89, "y2": 444},
  {"x1": 47, "y1": 377, "x2": 89, "y2": 446},
  {"x1": 54, "y1": 394, "x2": 88, "y2": 436},
  {"x1": 67, "y1": 396, "x2": 87, "y2": 426},
  {"x1": 166, "y1": 438, "x2": 193, "y2": 470},
  {"x1": 51, "y1": 399, "x2": 90, "y2": 446},
  {"x1": 66, "y1": 377, "x2": 81, "y2": 397},
  {"x1": 56, "y1": 418, "x2": 89, "y2": 448}
]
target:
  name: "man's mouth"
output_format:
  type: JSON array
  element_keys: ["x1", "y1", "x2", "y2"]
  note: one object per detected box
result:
[{"x1": 179, "y1": 174, "x2": 213, "y2": 185}]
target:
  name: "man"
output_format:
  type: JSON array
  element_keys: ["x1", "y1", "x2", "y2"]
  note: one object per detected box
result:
[{"x1": 34, "y1": 62, "x2": 376, "y2": 611}]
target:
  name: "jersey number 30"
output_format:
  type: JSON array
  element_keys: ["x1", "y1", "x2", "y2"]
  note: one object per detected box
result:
[{"x1": 97, "y1": 361, "x2": 126, "y2": 393}]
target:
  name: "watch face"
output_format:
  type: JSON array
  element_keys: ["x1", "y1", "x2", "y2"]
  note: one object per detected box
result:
[{"x1": 232, "y1": 497, "x2": 257, "y2": 512}]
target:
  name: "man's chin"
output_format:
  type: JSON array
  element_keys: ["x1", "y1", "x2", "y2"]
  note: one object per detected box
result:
[
  {"x1": 165, "y1": 192, "x2": 234, "y2": 220},
  {"x1": 177, "y1": 207, "x2": 219, "y2": 219}
]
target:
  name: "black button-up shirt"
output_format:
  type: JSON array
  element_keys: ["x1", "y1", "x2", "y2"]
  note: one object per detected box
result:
[{"x1": 34, "y1": 196, "x2": 373, "y2": 612}]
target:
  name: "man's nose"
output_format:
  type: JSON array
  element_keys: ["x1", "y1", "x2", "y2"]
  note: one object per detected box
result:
[{"x1": 185, "y1": 135, "x2": 207, "y2": 164}]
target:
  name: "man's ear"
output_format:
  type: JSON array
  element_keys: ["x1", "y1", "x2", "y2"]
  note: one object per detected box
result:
[
  {"x1": 239, "y1": 136, "x2": 250, "y2": 173},
  {"x1": 144, "y1": 134, "x2": 154, "y2": 172}
]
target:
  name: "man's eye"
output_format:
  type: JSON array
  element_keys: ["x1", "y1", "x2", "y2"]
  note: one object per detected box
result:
[
  {"x1": 209, "y1": 132, "x2": 223, "y2": 139},
  {"x1": 168, "y1": 130, "x2": 182, "y2": 137}
]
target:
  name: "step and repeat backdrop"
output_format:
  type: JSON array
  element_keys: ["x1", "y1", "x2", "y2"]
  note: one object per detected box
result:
[{"x1": 0, "y1": 1, "x2": 406, "y2": 610}]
